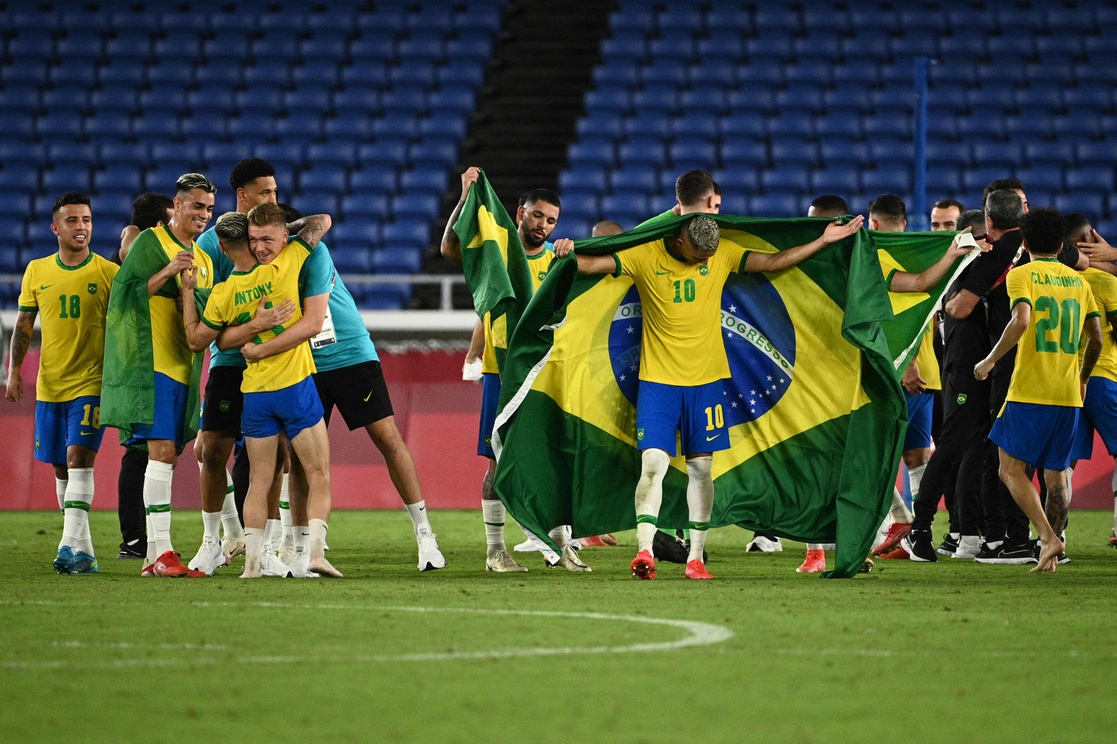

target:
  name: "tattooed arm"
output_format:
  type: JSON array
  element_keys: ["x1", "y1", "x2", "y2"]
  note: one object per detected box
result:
[
  {"x1": 291, "y1": 214, "x2": 332, "y2": 250},
  {"x1": 5, "y1": 310, "x2": 36, "y2": 403}
]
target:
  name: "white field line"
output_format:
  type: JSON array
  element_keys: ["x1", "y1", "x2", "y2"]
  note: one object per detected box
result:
[{"x1": 0, "y1": 602, "x2": 733, "y2": 671}]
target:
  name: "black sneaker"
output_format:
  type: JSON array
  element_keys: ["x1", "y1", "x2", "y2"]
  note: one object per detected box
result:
[
  {"x1": 975, "y1": 542, "x2": 1037, "y2": 564},
  {"x1": 936, "y1": 533, "x2": 959, "y2": 557},
  {"x1": 901, "y1": 529, "x2": 937, "y2": 562},
  {"x1": 116, "y1": 539, "x2": 146, "y2": 559},
  {"x1": 652, "y1": 530, "x2": 688, "y2": 564}
]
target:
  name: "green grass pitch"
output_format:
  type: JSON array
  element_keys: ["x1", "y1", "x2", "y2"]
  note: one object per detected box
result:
[{"x1": 2, "y1": 509, "x2": 1116, "y2": 743}]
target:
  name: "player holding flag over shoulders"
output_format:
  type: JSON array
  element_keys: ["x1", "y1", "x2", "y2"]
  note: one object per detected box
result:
[{"x1": 554, "y1": 211, "x2": 863, "y2": 579}]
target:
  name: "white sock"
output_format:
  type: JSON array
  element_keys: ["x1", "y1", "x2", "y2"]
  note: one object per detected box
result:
[
  {"x1": 220, "y1": 470, "x2": 243, "y2": 540},
  {"x1": 889, "y1": 486, "x2": 914, "y2": 523},
  {"x1": 55, "y1": 477, "x2": 67, "y2": 512},
  {"x1": 807, "y1": 543, "x2": 833, "y2": 551},
  {"x1": 548, "y1": 525, "x2": 571, "y2": 549},
  {"x1": 64, "y1": 468, "x2": 95, "y2": 555},
  {"x1": 295, "y1": 525, "x2": 310, "y2": 556},
  {"x1": 244, "y1": 527, "x2": 262, "y2": 573},
  {"x1": 201, "y1": 510, "x2": 221, "y2": 543},
  {"x1": 144, "y1": 460, "x2": 175, "y2": 556},
  {"x1": 278, "y1": 473, "x2": 293, "y2": 547},
  {"x1": 482, "y1": 499, "x2": 507, "y2": 553},
  {"x1": 685, "y1": 456, "x2": 714, "y2": 563},
  {"x1": 309, "y1": 518, "x2": 328, "y2": 560},
  {"x1": 907, "y1": 464, "x2": 926, "y2": 506},
  {"x1": 406, "y1": 500, "x2": 432, "y2": 535},
  {"x1": 263, "y1": 518, "x2": 280, "y2": 553},
  {"x1": 635, "y1": 449, "x2": 670, "y2": 554}
]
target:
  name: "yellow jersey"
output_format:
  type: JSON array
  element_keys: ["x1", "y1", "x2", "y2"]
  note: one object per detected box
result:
[
  {"x1": 17, "y1": 252, "x2": 119, "y2": 402},
  {"x1": 912, "y1": 325, "x2": 941, "y2": 391},
  {"x1": 1005, "y1": 259, "x2": 1098, "y2": 407},
  {"x1": 129, "y1": 226, "x2": 215, "y2": 385},
  {"x1": 1081, "y1": 267, "x2": 1117, "y2": 383},
  {"x1": 202, "y1": 237, "x2": 315, "y2": 393},
  {"x1": 481, "y1": 247, "x2": 556, "y2": 374},
  {"x1": 616, "y1": 238, "x2": 748, "y2": 385}
]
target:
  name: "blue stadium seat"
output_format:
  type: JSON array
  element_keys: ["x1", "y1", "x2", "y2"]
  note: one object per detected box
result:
[
  {"x1": 815, "y1": 118, "x2": 862, "y2": 139},
  {"x1": 391, "y1": 192, "x2": 440, "y2": 221},
  {"x1": 37, "y1": 114, "x2": 85, "y2": 139},
  {"x1": 298, "y1": 167, "x2": 348, "y2": 193},
  {"x1": 332, "y1": 247, "x2": 374, "y2": 273},
  {"x1": 749, "y1": 193, "x2": 799, "y2": 217},
  {"x1": 761, "y1": 166, "x2": 812, "y2": 194},
  {"x1": 809, "y1": 168, "x2": 860, "y2": 196},
  {"x1": 608, "y1": 167, "x2": 658, "y2": 194},
  {"x1": 560, "y1": 192, "x2": 600, "y2": 216},
  {"x1": 669, "y1": 140, "x2": 718, "y2": 169},
  {"x1": 42, "y1": 166, "x2": 94, "y2": 194},
  {"x1": 382, "y1": 220, "x2": 431, "y2": 247},
  {"x1": 669, "y1": 113, "x2": 718, "y2": 139},
  {"x1": 720, "y1": 140, "x2": 768, "y2": 167},
  {"x1": 869, "y1": 141, "x2": 914, "y2": 166},
  {"x1": 242, "y1": 63, "x2": 291, "y2": 87},
  {"x1": 226, "y1": 113, "x2": 277, "y2": 140},
  {"x1": 1056, "y1": 191, "x2": 1105, "y2": 219},
  {"x1": 1066, "y1": 166, "x2": 1114, "y2": 192},
  {"x1": 559, "y1": 167, "x2": 608, "y2": 194},
  {"x1": 1076, "y1": 141, "x2": 1117, "y2": 165},
  {"x1": 100, "y1": 141, "x2": 149, "y2": 165},
  {"x1": 1015, "y1": 165, "x2": 1063, "y2": 192},
  {"x1": 618, "y1": 138, "x2": 666, "y2": 166},
  {"x1": 437, "y1": 65, "x2": 485, "y2": 87},
  {"x1": 371, "y1": 246, "x2": 424, "y2": 274},
  {"x1": 738, "y1": 64, "x2": 785, "y2": 87},
  {"x1": 584, "y1": 87, "x2": 631, "y2": 113},
  {"x1": 766, "y1": 111, "x2": 814, "y2": 138},
  {"x1": 601, "y1": 193, "x2": 649, "y2": 219},
  {"x1": 568, "y1": 139, "x2": 615, "y2": 166},
  {"x1": 381, "y1": 88, "x2": 429, "y2": 113},
  {"x1": 622, "y1": 111, "x2": 671, "y2": 139},
  {"x1": 1064, "y1": 86, "x2": 1111, "y2": 110},
  {"x1": 726, "y1": 87, "x2": 775, "y2": 113},
  {"x1": 696, "y1": 36, "x2": 744, "y2": 63},
  {"x1": 861, "y1": 167, "x2": 911, "y2": 195},
  {"x1": 91, "y1": 163, "x2": 139, "y2": 194},
  {"x1": 719, "y1": 112, "x2": 766, "y2": 137},
  {"x1": 46, "y1": 142, "x2": 98, "y2": 165},
  {"x1": 399, "y1": 168, "x2": 447, "y2": 194},
  {"x1": 203, "y1": 32, "x2": 251, "y2": 62},
  {"x1": 0, "y1": 168, "x2": 40, "y2": 191},
  {"x1": 926, "y1": 166, "x2": 962, "y2": 195},
  {"x1": 575, "y1": 115, "x2": 624, "y2": 140},
  {"x1": 428, "y1": 88, "x2": 475, "y2": 113},
  {"x1": 601, "y1": 37, "x2": 646, "y2": 60}
]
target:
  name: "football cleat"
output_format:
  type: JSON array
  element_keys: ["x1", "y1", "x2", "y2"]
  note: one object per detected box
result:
[
  {"x1": 877, "y1": 545, "x2": 910, "y2": 560},
  {"x1": 221, "y1": 535, "x2": 246, "y2": 563},
  {"x1": 652, "y1": 530, "x2": 689, "y2": 563},
  {"x1": 285, "y1": 553, "x2": 319, "y2": 578},
  {"x1": 187, "y1": 539, "x2": 228, "y2": 576},
  {"x1": 417, "y1": 529, "x2": 447, "y2": 572},
  {"x1": 54, "y1": 546, "x2": 75, "y2": 574},
  {"x1": 872, "y1": 522, "x2": 912, "y2": 556},
  {"x1": 485, "y1": 549, "x2": 528, "y2": 573},
  {"x1": 70, "y1": 551, "x2": 99, "y2": 574},
  {"x1": 796, "y1": 549, "x2": 826, "y2": 573},
  {"x1": 685, "y1": 560, "x2": 714, "y2": 580},
  {"x1": 550, "y1": 544, "x2": 592, "y2": 572},
  {"x1": 152, "y1": 550, "x2": 206, "y2": 578},
  {"x1": 746, "y1": 534, "x2": 783, "y2": 553},
  {"x1": 630, "y1": 549, "x2": 656, "y2": 580}
]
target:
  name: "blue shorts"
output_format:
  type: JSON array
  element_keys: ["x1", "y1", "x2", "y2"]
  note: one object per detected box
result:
[
  {"x1": 1071, "y1": 377, "x2": 1117, "y2": 460},
  {"x1": 34, "y1": 395, "x2": 106, "y2": 464},
  {"x1": 636, "y1": 379, "x2": 730, "y2": 456},
  {"x1": 990, "y1": 401, "x2": 1079, "y2": 471},
  {"x1": 904, "y1": 390, "x2": 935, "y2": 450},
  {"x1": 477, "y1": 372, "x2": 501, "y2": 459},
  {"x1": 242, "y1": 377, "x2": 324, "y2": 440},
  {"x1": 126, "y1": 373, "x2": 189, "y2": 447}
]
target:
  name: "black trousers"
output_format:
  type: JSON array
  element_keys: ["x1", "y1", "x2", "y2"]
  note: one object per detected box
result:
[
  {"x1": 914, "y1": 369, "x2": 989, "y2": 534},
  {"x1": 117, "y1": 446, "x2": 147, "y2": 550}
]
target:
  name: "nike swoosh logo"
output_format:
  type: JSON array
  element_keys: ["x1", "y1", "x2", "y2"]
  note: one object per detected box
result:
[
  {"x1": 418, "y1": 506, "x2": 425, "y2": 512},
  {"x1": 80, "y1": 430, "x2": 93, "y2": 436},
  {"x1": 655, "y1": 270, "x2": 669, "y2": 275},
  {"x1": 363, "y1": 390, "x2": 374, "y2": 402},
  {"x1": 40, "y1": 284, "x2": 53, "y2": 290},
  {"x1": 705, "y1": 435, "x2": 720, "y2": 442}
]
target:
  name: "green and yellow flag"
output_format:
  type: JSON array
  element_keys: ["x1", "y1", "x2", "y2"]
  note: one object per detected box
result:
[
  {"x1": 874, "y1": 230, "x2": 975, "y2": 373},
  {"x1": 452, "y1": 170, "x2": 533, "y2": 372},
  {"x1": 492, "y1": 215, "x2": 956, "y2": 578},
  {"x1": 101, "y1": 229, "x2": 209, "y2": 447}
]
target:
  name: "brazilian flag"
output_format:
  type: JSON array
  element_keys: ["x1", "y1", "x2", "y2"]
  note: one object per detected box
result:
[
  {"x1": 874, "y1": 229, "x2": 978, "y2": 374},
  {"x1": 452, "y1": 170, "x2": 533, "y2": 373},
  {"x1": 491, "y1": 215, "x2": 957, "y2": 578}
]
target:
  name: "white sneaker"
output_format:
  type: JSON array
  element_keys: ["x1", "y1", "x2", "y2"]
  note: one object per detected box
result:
[
  {"x1": 187, "y1": 538, "x2": 228, "y2": 575},
  {"x1": 951, "y1": 534, "x2": 983, "y2": 559},
  {"x1": 221, "y1": 535, "x2": 246, "y2": 562},
  {"x1": 278, "y1": 544, "x2": 295, "y2": 566},
  {"x1": 746, "y1": 535, "x2": 783, "y2": 553},
  {"x1": 261, "y1": 550, "x2": 289, "y2": 577},
  {"x1": 513, "y1": 535, "x2": 548, "y2": 553},
  {"x1": 285, "y1": 552, "x2": 319, "y2": 578},
  {"x1": 551, "y1": 544, "x2": 592, "y2": 572},
  {"x1": 485, "y1": 548, "x2": 528, "y2": 572},
  {"x1": 417, "y1": 529, "x2": 446, "y2": 572}
]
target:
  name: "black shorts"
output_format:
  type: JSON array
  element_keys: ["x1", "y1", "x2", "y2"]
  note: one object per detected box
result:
[
  {"x1": 313, "y1": 360, "x2": 394, "y2": 430},
  {"x1": 200, "y1": 365, "x2": 244, "y2": 436}
]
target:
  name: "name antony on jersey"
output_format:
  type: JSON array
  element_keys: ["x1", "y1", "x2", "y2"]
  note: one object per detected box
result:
[{"x1": 234, "y1": 280, "x2": 274, "y2": 306}]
